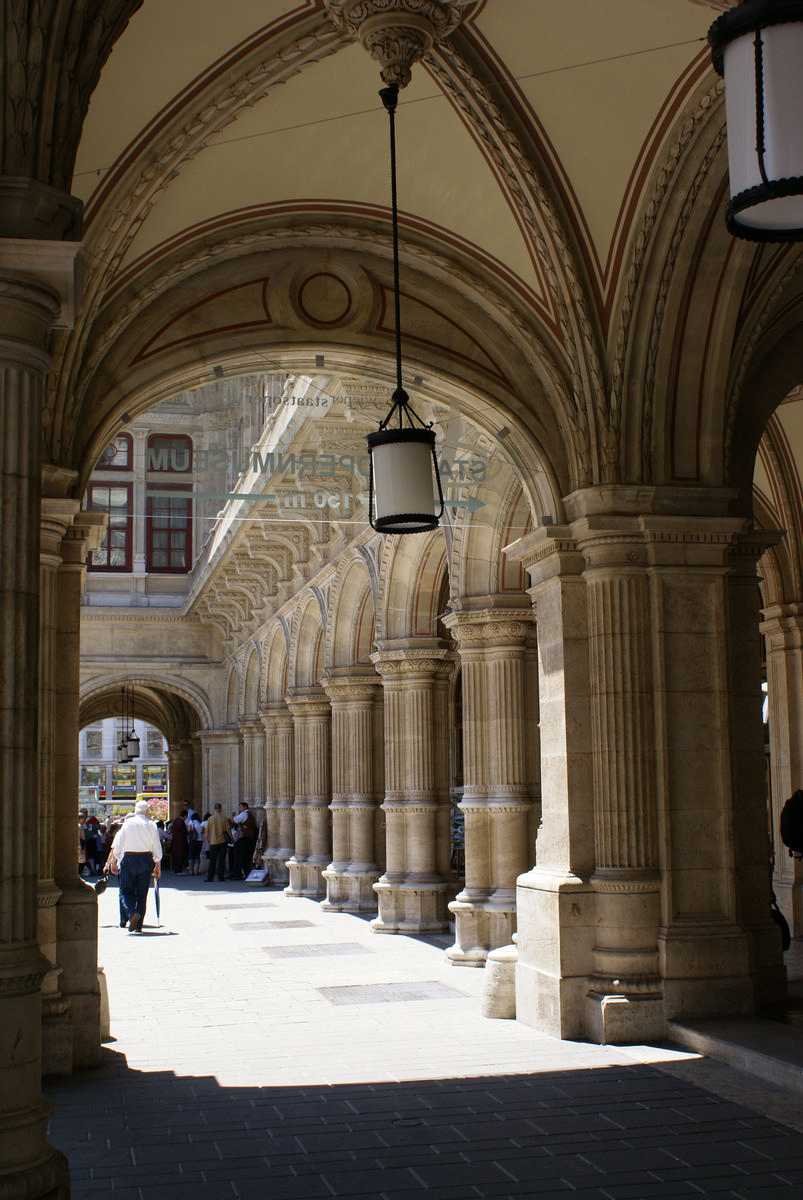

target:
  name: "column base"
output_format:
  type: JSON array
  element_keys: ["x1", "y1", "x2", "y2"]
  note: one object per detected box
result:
[
  {"x1": 447, "y1": 893, "x2": 517, "y2": 965},
  {"x1": 285, "y1": 859, "x2": 326, "y2": 899},
  {"x1": 515, "y1": 868, "x2": 596, "y2": 1040},
  {"x1": 585, "y1": 990, "x2": 666, "y2": 1045},
  {"x1": 54, "y1": 881, "x2": 100, "y2": 1069},
  {"x1": 264, "y1": 851, "x2": 290, "y2": 886},
  {"x1": 0, "y1": 1146, "x2": 70, "y2": 1200},
  {"x1": 659, "y1": 920, "x2": 754, "y2": 1022},
  {"x1": 321, "y1": 867, "x2": 380, "y2": 912},
  {"x1": 371, "y1": 878, "x2": 450, "y2": 934}
]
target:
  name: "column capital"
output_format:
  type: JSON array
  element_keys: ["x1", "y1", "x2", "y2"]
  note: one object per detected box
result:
[
  {"x1": 0, "y1": 238, "x2": 84, "y2": 329},
  {"x1": 371, "y1": 641, "x2": 452, "y2": 679},
  {"x1": 761, "y1": 603, "x2": 803, "y2": 640},
  {"x1": 286, "y1": 687, "x2": 331, "y2": 718},
  {"x1": 443, "y1": 605, "x2": 535, "y2": 648},
  {"x1": 260, "y1": 703, "x2": 293, "y2": 731},
  {"x1": 321, "y1": 668, "x2": 382, "y2": 705}
]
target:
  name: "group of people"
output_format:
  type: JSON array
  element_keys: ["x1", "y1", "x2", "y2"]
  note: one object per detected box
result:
[
  {"x1": 78, "y1": 809, "x2": 120, "y2": 876},
  {"x1": 95, "y1": 799, "x2": 264, "y2": 933},
  {"x1": 157, "y1": 802, "x2": 260, "y2": 881}
]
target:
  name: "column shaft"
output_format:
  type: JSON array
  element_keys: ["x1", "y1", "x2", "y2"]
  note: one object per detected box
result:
[
  {"x1": 0, "y1": 270, "x2": 73, "y2": 1199},
  {"x1": 322, "y1": 673, "x2": 383, "y2": 912},
  {"x1": 371, "y1": 645, "x2": 453, "y2": 935},
  {"x1": 286, "y1": 690, "x2": 330, "y2": 898},
  {"x1": 444, "y1": 607, "x2": 536, "y2": 965}
]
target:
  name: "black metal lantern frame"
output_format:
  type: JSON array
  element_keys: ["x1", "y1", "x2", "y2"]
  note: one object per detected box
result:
[
  {"x1": 366, "y1": 84, "x2": 445, "y2": 534},
  {"x1": 710, "y1": 0, "x2": 803, "y2": 241},
  {"x1": 117, "y1": 687, "x2": 129, "y2": 763},
  {"x1": 117, "y1": 686, "x2": 140, "y2": 762}
]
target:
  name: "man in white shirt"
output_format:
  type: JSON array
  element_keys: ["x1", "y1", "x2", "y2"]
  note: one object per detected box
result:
[{"x1": 108, "y1": 799, "x2": 163, "y2": 933}]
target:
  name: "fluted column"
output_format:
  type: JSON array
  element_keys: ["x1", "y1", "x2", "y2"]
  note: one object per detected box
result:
[
  {"x1": 510, "y1": 490, "x2": 782, "y2": 1044},
  {"x1": 0, "y1": 250, "x2": 81, "y2": 1200},
  {"x1": 321, "y1": 671, "x2": 383, "y2": 912},
  {"x1": 285, "y1": 689, "x2": 331, "y2": 898},
  {"x1": 582, "y1": 539, "x2": 663, "y2": 1043},
  {"x1": 444, "y1": 605, "x2": 537, "y2": 965},
  {"x1": 370, "y1": 643, "x2": 453, "y2": 934},
  {"x1": 52, "y1": 511, "x2": 105, "y2": 1072},
  {"x1": 239, "y1": 718, "x2": 263, "y2": 809},
  {"x1": 38, "y1": 499, "x2": 80, "y2": 1075},
  {"x1": 761, "y1": 604, "x2": 803, "y2": 935},
  {"x1": 261, "y1": 705, "x2": 294, "y2": 884}
]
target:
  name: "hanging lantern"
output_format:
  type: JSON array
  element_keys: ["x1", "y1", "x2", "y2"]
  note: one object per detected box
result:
[
  {"x1": 126, "y1": 685, "x2": 140, "y2": 758},
  {"x1": 367, "y1": 406, "x2": 444, "y2": 534},
  {"x1": 366, "y1": 84, "x2": 444, "y2": 534},
  {"x1": 709, "y1": 1, "x2": 803, "y2": 241}
]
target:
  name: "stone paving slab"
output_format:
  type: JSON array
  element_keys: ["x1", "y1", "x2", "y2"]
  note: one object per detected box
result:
[{"x1": 45, "y1": 875, "x2": 803, "y2": 1198}]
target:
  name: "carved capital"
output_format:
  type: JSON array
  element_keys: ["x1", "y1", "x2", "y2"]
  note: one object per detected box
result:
[{"x1": 325, "y1": 0, "x2": 467, "y2": 86}]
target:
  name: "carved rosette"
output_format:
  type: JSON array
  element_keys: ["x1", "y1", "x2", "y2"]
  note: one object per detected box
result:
[{"x1": 325, "y1": 0, "x2": 469, "y2": 86}]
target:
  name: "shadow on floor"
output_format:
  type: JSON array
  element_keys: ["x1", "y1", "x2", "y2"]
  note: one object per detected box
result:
[{"x1": 46, "y1": 1048, "x2": 803, "y2": 1200}]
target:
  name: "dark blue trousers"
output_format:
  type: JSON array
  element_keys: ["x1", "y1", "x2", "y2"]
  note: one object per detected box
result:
[{"x1": 119, "y1": 853, "x2": 154, "y2": 923}]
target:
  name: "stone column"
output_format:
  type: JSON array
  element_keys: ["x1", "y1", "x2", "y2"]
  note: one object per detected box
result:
[
  {"x1": 0, "y1": 245, "x2": 81, "y2": 1200},
  {"x1": 761, "y1": 604, "x2": 803, "y2": 935},
  {"x1": 581, "y1": 532, "x2": 663, "y2": 1044},
  {"x1": 444, "y1": 605, "x2": 537, "y2": 965},
  {"x1": 239, "y1": 719, "x2": 261, "y2": 808},
  {"x1": 371, "y1": 643, "x2": 453, "y2": 934},
  {"x1": 285, "y1": 689, "x2": 331, "y2": 898},
  {"x1": 198, "y1": 730, "x2": 239, "y2": 815},
  {"x1": 262, "y1": 705, "x2": 294, "y2": 885},
  {"x1": 52, "y1": 512, "x2": 105, "y2": 1072},
  {"x1": 321, "y1": 670, "x2": 383, "y2": 912},
  {"x1": 39, "y1": 498, "x2": 80, "y2": 1076},
  {"x1": 509, "y1": 490, "x2": 783, "y2": 1044},
  {"x1": 166, "y1": 742, "x2": 194, "y2": 818},
  {"x1": 508, "y1": 528, "x2": 596, "y2": 1040}
]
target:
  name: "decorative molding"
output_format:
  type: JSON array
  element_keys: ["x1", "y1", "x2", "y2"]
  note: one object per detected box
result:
[{"x1": 325, "y1": 0, "x2": 469, "y2": 87}]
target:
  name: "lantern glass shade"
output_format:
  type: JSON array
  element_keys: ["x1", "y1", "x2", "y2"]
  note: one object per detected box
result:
[
  {"x1": 712, "y1": 4, "x2": 803, "y2": 239},
  {"x1": 368, "y1": 426, "x2": 442, "y2": 534},
  {"x1": 117, "y1": 743, "x2": 129, "y2": 764},
  {"x1": 126, "y1": 730, "x2": 140, "y2": 758}
]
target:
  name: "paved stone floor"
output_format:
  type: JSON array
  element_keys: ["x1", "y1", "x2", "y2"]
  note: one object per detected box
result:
[{"x1": 46, "y1": 874, "x2": 803, "y2": 1199}]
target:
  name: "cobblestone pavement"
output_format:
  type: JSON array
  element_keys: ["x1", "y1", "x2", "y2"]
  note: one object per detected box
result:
[{"x1": 46, "y1": 874, "x2": 803, "y2": 1199}]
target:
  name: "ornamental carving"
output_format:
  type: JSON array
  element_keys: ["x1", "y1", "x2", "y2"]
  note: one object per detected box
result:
[{"x1": 325, "y1": 0, "x2": 468, "y2": 86}]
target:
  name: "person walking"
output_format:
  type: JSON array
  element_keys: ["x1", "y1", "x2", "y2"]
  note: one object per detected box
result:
[
  {"x1": 107, "y1": 799, "x2": 162, "y2": 933},
  {"x1": 205, "y1": 803, "x2": 231, "y2": 882}
]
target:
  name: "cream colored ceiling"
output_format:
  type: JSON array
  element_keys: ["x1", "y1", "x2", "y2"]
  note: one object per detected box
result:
[{"x1": 73, "y1": 0, "x2": 713, "y2": 305}]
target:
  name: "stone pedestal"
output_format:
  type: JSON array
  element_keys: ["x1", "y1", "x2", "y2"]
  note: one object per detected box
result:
[
  {"x1": 371, "y1": 644, "x2": 453, "y2": 934},
  {"x1": 321, "y1": 671, "x2": 383, "y2": 912},
  {"x1": 444, "y1": 605, "x2": 537, "y2": 965},
  {"x1": 262, "y1": 705, "x2": 294, "y2": 885},
  {"x1": 286, "y1": 689, "x2": 331, "y2": 898}
]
